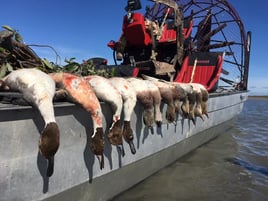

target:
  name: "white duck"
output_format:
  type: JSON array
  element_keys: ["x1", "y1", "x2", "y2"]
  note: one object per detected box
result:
[
  {"x1": 0, "y1": 68, "x2": 59, "y2": 177},
  {"x1": 84, "y1": 75, "x2": 125, "y2": 155},
  {"x1": 109, "y1": 77, "x2": 137, "y2": 154},
  {"x1": 126, "y1": 77, "x2": 162, "y2": 131},
  {"x1": 49, "y1": 72, "x2": 105, "y2": 169}
]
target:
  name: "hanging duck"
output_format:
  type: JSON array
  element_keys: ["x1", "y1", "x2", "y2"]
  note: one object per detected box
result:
[
  {"x1": 141, "y1": 75, "x2": 191, "y2": 122},
  {"x1": 126, "y1": 77, "x2": 162, "y2": 132},
  {"x1": 173, "y1": 82, "x2": 209, "y2": 124},
  {"x1": 142, "y1": 74, "x2": 180, "y2": 123},
  {"x1": 0, "y1": 68, "x2": 59, "y2": 177},
  {"x1": 49, "y1": 72, "x2": 105, "y2": 169},
  {"x1": 190, "y1": 83, "x2": 209, "y2": 119},
  {"x1": 169, "y1": 82, "x2": 195, "y2": 123},
  {"x1": 84, "y1": 75, "x2": 125, "y2": 156},
  {"x1": 109, "y1": 77, "x2": 137, "y2": 154}
]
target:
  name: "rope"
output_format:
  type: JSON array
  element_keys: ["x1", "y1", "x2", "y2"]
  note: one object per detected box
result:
[
  {"x1": 156, "y1": 8, "x2": 170, "y2": 41},
  {"x1": 190, "y1": 58, "x2": 197, "y2": 83}
]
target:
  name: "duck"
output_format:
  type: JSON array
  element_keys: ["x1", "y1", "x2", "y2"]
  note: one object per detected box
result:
[
  {"x1": 126, "y1": 77, "x2": 162, "y2": 130},
  {"x1": 0, "y1": 68, "x2": 59, "y2": 177},
  {"x1": 169, "y1": 82, "x2": 196, "y2": 123},
  {"x1": 201, "y1": 87, "x2": 209, "y2": 118},
  {"x1": 84, "y1": 75, "x2": 125, "y2": 156},
  {"x1": 109, "y1": 77, "x2": 137, "y2": 154},
  {"x1": 141, "y1": 75, "x2": 176, "y2": 123},
  {"x1": 174, "y1": 82, "x2": 210, "y2": 124},
  {"x1": 49, "y1": 72, "x2": 105, "y2": 169},
  {"x1": 189, "y1": 83, "x2": 204, "y2": 120},
  {"x1": 171, "y1": 83, "x2": 188, "y2": 115},
  {"x1": 141, "y1": 75, "x2": 193, "y2": 122},
  {"x1": 190, "y1": 83, "x2": 209, "y2": 118}
]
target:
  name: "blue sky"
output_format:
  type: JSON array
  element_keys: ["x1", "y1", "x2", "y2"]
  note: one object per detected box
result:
[{"x1": 1, "y1": 0, "x2": 267, "y2": 95}]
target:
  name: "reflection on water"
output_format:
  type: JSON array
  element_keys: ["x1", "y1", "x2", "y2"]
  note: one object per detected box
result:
[{"x1": 112, "y1": 99, "x2": 268, "y2": 201}]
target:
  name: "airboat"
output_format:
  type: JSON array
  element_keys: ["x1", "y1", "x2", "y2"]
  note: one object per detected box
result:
[{"x1": 0, "y1": 0, "x2": 250, "y2": 201}]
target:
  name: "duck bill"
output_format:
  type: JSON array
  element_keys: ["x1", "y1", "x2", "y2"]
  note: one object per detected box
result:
[
  {"x1": 149, "y1": 126, "x2": 154, "y2": 135},
  {"x1": 46, "y1": 157, "x2": 54, "y2": 177},
  {"x1": 96, "y1": 154, "x2": 104, "y2": 170},
  {"x1": 194, "y1": 113, "x2": 204, "y2": 121},
  {"x1": 189, "y1": 116, "x2": 196, "y2": 125}
]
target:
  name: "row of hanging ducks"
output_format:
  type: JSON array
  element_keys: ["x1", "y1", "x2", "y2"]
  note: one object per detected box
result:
[{"x1": 0, "y1": 68, "x2": 209, "y2": 176}]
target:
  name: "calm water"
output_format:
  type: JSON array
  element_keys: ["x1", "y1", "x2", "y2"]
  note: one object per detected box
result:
[{"x1": 112, "y1": 98, "x2": 268, "y2": 201}]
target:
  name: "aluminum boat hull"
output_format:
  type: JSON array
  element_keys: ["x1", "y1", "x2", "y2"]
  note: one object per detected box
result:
[{"x1": 0, "y1": 91, "x2": 248, "y2": 201}]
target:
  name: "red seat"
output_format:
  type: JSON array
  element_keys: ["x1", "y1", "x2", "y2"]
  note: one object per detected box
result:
[
  {"x1": 159, "y1": 23, "x2": 176, "y2": 43},
  {"x1": 122, "y1": 13, "x2": 151, "y2": 46},
  {"x1": 174, "y1": 52, "x2": 223, "y2": 91}
]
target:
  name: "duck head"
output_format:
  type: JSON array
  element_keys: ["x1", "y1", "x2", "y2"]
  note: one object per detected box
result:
[
  {"x1": 122, "y1": 121, "x2": 136, "y2": 154},
  {"x1": 165, "y1": 103, "x2": 176, "y2": 123},
  {"x1": 89, "y1": 127, "x2": 105, "y2": 169},
  {"x1": 187, "y1": 91, "x2": 197, "y2": 124},
  {"x1": 201, "y1": 88, "x2": 209, "y2": 118},
  {"x1": 39, "y1": 122, "x2": 60, "y2": 177},
  {"x1": 201, "y1": 101, "x2": 209, "y2": 118},
  {"x1": 181, "y1": 97, "x2": 190, "y2": 117},
  {"x1": 143, "y1": 108, "x2": 155, "y2": 127},
  {"x1": 194, "y1": 92, "x2": 204, "y2": 121},
  {"x1": 108, "y1": 121, "x2": 125, "y2": 156}
]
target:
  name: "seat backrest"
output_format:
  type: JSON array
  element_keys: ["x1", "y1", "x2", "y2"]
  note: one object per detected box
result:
[
  {"x1": 158, "y1": 16, "x2": 193, "y2": 43},
  {"x1": 159, "y1": 21, "x2": 177, "y2": 43},
  {"x1": 174, "y1": 52, "x2": 223, "y2": 91},
  {"x1": 122, "y1": 13, "x2": 151, "y2": 46}
]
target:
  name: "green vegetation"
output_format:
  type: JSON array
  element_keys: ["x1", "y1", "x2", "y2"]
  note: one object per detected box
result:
[{"x1": 0, "y1": 25, "x2": 116, "y2": 78}]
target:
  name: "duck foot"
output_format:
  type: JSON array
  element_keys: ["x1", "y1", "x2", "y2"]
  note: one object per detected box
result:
[{"x1": 190, "y1": 118, "x2": 196, "y2": 125}]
